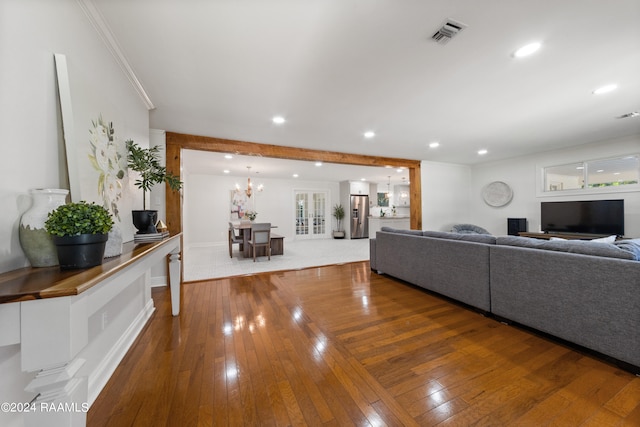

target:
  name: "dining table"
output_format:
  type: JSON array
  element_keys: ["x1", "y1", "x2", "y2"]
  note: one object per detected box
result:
[{"x1": 233, "y1": 222, "x2": 283, "y2": 257}]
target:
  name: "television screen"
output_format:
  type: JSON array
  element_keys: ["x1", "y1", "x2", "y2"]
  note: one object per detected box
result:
[{"x1": 541, "y1": 200, "x2": 624, "y2": 236}]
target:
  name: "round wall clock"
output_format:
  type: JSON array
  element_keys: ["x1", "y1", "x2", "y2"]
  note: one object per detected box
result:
[{"x1": 482, "y1": 181, "x2": 513, "y2": 207}]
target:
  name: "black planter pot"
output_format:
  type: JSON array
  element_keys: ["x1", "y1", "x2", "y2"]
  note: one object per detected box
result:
[
  {"x1": 53, "y1": 233, "x2": 108, "y2": 270},
  {"x1": 132, "y1": 210, "x2": 158, "y2": 234}
]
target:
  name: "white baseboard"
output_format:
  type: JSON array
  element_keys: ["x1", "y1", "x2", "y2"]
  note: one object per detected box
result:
[
  {"x1": 186, "y1": 241, "x2": 225, "y2": 249},
  {"x1": 151, "y1": 276, "x2": 167, "y2": 288},
  {"x1": 87, "y1": 299, "x2": 155, "y2": 406}
]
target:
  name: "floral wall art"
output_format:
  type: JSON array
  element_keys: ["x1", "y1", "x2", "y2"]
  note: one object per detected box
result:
[
  {"x1": 88, "y1": 115, "x2": 127, "y2": 221},
  {"x1": 230, "y1": 189, "x2": 250, "y2": 220},
  {"x1": 55, "y1": 54, "x2": 137, "y2": 242}
]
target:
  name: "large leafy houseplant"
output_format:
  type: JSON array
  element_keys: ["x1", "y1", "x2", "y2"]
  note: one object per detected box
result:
[
  {"x1": 126, "y1": 140, "x2": 182, "y2": 210},
  {"x1": 44, "y1": 201, "x2": 114, "y2": 269},
  {"x1": 332, "y1": 203, "x2": 345, "y2": 238},
  {"x1": 126, "y1": 140, "x2": 182, "y2": 234}
]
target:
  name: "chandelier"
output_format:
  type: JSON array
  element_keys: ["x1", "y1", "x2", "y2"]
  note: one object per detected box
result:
[
  {"x1": 235, "y1": 166, "x2": 263, "y2": 198},
  {"x1": 385, "y1": 176, "x2": 391, "y2": 199}
]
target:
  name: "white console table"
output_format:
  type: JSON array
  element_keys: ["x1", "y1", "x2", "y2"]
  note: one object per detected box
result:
[{"x1": 0, "y1": 234, "x2": 181, "y2": 427}]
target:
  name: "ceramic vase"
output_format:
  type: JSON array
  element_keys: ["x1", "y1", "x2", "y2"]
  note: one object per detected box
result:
[
  {"x1": 104, "y1": 226, "x2": 123, "y2": 258},
  {"x1": 19, "y1": 188, "x2": 69, "y2": 267},
  {"x1": 132, "y1": 210, "x2": 158, "y2": 234}
]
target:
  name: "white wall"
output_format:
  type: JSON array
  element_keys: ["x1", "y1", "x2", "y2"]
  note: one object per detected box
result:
[
  {"x1": 184, "y1": 172, "x2": 340, "y2": 247},
  {"x1": 0, "y1": 0, "x2": 149, "y2": 273},
  {"x1": 469, "y1": 135, "x2": 640, "y2": 236},
  {"x1": 0, "y1": 1, "x2": 151, "y2": 425},
  {"x1": 418, "y1": 136, "x2": 639, "y2": 236},
  {"x1": 421, "y1": 161, "x2": 472, "y2": 231}
]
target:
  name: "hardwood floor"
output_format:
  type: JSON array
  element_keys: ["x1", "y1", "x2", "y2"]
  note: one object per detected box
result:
[{"x1": 88, "y1": 262, "x2": 640, "y2": 426}]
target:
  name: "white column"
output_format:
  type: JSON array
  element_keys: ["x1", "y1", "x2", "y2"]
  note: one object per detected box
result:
[{"x1": 169, "y1": 249, "x2": 181, "y2": 316}]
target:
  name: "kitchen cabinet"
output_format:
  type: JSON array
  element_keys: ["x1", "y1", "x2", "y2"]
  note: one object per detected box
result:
[
  {"x1": 349, "y1": 181, "x2": 369, "y2": 195},
  {"x1": 369, "y1": 216, "x2": 411, "y2": 237}
]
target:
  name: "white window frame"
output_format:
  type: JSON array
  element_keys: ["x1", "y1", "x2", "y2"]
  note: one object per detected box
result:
[{"x1": 537, "y1": 154, "x2": 640, "y2": 198}]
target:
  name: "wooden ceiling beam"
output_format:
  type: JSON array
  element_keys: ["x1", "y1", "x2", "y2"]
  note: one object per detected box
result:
[{"x1": 164, "y1": 132, "x2": 422, "y2": 234}]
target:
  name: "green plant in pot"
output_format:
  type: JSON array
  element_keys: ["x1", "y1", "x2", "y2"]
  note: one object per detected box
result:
[
  {"x1": 332, "y1": 204, "x2": 345, "y2": 239},
  {"x1": 126, "y1": 140, "x2": 182, "y2": 234},
  {"x1": 45, "y1": 201, "x2": 114, "y2": 269}
]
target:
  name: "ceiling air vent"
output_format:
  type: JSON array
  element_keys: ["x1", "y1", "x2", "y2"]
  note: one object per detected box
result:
[
  {"x1": 431, "y1": 19, "x2": 467, "y2": 45},
  {"x1": 616, "y1": 111, "x2": 639, "y2": 119}
]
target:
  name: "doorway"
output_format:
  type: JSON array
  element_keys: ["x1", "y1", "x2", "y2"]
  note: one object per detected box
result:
[{"x1": 294, "y1": 190, "x2": 328, "y2": 239}]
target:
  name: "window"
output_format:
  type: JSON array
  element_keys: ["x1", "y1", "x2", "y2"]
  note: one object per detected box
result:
[{"x1": 544, "y1": 155, "x2": 639, "y2": 193}]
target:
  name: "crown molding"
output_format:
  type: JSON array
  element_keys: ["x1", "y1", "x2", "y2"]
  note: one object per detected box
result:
[{"x1": 76, "y1": 0, "x2": 155, "y2": 110}]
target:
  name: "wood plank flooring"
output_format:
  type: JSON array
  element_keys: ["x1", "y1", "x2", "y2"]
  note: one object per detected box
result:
[{"x1": 88, "y1": 262, "x2": 640, "y2": 426}]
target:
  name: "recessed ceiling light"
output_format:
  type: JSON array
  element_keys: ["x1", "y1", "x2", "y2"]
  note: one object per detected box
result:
[
  {"x1": 223, "y1": 169, "x2": 230, "y2": 174},
  {"x1": 292, "y1": 173, "x2": 299, "y2": 178},
  {"x1": 272, "y1": 116, "x2": 286, "y2": 124},
  {"x1": 576, "y1": 166, "x2": 584, "y2": 170},
  {"x1": 478, "y1": 149, "x2": 488, "y2": 155},
  {"x1": 597, "y1": 169, "x2": 604, "y2": 173},
  {"x1": 224, "y1": 154, "x2": 233, "y2": 159},
  {"x1": 315, "y1": 162, "x2": 322, "y2": 167},
  {"x1": 396, "y1": 168, "x2": 403, "y2": 173},
  {"x1": 360, "y1": 178, "x2": 366, "y2": 181},
  {"x1": 513, "y1": 42, "x2": 541, "y2": 58},
  {"x1": 592, "y1": 84, "x2": 617, "y2": 95},
  {"x1": 429, "y1": 142, "x2": 440, "y2": 148},
  {"x1": 364, "y1": 131, "x2": 375, "y2": 138}
]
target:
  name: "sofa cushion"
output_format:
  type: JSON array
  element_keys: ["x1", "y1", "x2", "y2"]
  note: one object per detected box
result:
[
  {"x1": 496, "y1": 236, "x2": 546, "y2": 248},
  {"x1": 614, "y1": 238, "x2": 640, "y2": 261},
  {"x1": 496, "y1": 236, "x2": 635, "y2": 260},
  {"x1": 423, "y1": 230, "x2": 496, "y2": 244},
  {"x1": 380, "y1": 227, "x2": 424, "y2": 236}
]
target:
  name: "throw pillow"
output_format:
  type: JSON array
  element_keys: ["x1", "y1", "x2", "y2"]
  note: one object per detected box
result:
[{"x1": 591, "y1": 235, "x2": 617, "y2": 243}]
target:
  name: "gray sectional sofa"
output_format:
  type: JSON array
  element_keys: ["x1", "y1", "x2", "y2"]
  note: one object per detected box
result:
[{"x1": 370, "y1": 227, "x2": 640, "y2": 372}]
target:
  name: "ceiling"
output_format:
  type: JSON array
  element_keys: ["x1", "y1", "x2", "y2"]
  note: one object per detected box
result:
[
  {"x1": 92, "y1": 0, "x2": 640, "y2": 184},
  {"x1": 181, "y1": 149, "x2": 413, "y2": 185}
]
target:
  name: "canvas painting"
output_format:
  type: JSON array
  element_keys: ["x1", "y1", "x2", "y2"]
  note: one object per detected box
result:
[
  {"x1": 230, "y1": 190, "x2": 250, "y2": 220},
  {"x1": 55, "y1": 54, "x2": 136, "y2": 242}
]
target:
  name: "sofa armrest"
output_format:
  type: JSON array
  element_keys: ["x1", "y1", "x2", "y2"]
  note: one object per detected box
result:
[{"x1": 369, "y1": 238, "x2": 377, "y2": 271}]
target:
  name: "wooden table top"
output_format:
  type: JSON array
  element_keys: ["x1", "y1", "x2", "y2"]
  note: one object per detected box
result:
[
  {"x1": 232, "y1": 222, "x2": 277, "y2": 230},
  {"x1": 0, "y1": 234, "x2": 181, "y2": 304}
]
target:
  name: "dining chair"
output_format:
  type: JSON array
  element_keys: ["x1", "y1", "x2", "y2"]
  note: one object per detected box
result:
[
  {"x1": 248, "y1": 222, "x2": 271, "y2": 262},
  {"x1": 228, "y1": 222, "x2": 243, "y2": 258}
]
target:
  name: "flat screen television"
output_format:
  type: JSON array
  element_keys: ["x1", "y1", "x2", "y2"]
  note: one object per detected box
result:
[{"x1": 541, "y1": 199, "x2": 624, "y2": 236}]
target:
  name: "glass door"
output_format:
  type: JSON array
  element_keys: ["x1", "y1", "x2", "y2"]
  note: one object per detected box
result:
[
  {"x1": 294, "y1": 190, "x2": 328, "y2": 239},
  {"x1": 295, "y1": 192, "x2": 309, "y2": 236}
]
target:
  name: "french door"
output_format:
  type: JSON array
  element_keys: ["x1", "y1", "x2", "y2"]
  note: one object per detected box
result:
[{"x1": 294, "y1": 190, "x2": 328, "y2": 239}]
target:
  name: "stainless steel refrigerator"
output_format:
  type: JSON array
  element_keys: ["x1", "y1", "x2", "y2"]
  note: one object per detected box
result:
[{"x1": 350, "y1": 195, "x2": 369, "y2": 239}]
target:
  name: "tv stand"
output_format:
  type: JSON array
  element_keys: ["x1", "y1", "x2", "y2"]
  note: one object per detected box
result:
[{"x1": 518, "y1": 232, "x2": 614, "y2": 241}]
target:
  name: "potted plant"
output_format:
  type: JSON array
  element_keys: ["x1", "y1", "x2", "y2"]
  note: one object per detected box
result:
[
  {"x1": 45, "y1": 201, "x2": 114, "y2": 269},
  {"x1": 126, "y1": 140, "x2": 182, "y2": 234},
  {"x1": 245, "y1": 210, "x2": 258, "y2": 222},
  {"x1": 332, "y1": 204, "x2": 345, "y2": 239}
]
